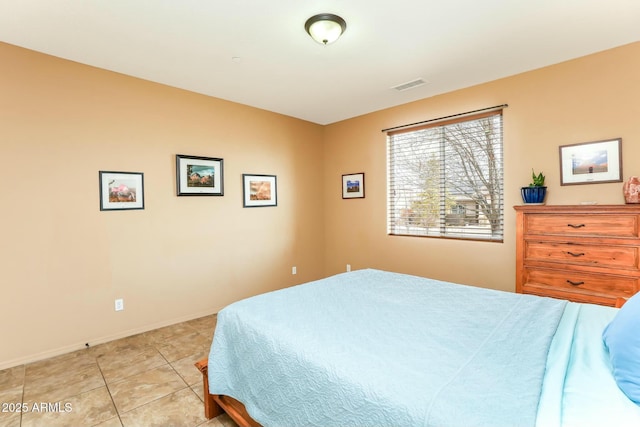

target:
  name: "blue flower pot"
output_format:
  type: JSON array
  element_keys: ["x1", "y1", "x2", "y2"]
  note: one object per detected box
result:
[{"x1": 521, "y1": 186, "x2": 547, "y2": 204}]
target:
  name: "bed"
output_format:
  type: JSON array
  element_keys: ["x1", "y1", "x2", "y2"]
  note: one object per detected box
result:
[{"x1": 196, "y1": 269, "x2": 640, "y2": 427}]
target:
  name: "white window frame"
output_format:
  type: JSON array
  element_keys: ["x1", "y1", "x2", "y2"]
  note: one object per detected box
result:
[{"x1": 386, "y1": 110, "x2": 504, "y2": 242}]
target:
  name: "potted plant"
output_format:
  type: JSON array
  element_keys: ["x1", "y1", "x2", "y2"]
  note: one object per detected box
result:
[{"x1": 521, "y1": 169, "x2": 547, "y2": 204}]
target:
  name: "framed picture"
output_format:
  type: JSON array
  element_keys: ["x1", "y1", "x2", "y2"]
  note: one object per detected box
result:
[
  {"x1": 342, "y1": 172, "x2": 365, "y2": 199},
  {"x1": 99, "y1": 171, "x2": 144, "y2": 211},
  {"x1": 176, "y1": 155, "x2": 224, "y2": 196},
  {"x1": 242, "y1": 174, "x2": 277, "y2": 207},
  {"x1": 559, "y1": 138, "x2": 622, "y2": 185}
]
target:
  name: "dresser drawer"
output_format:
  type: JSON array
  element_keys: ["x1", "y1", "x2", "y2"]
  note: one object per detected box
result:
[
  {"x1": 523, "y1": 268, "x2": 637, "y2": 298},
  {"x1": 525, "y1": 214, "x2": 639, "y2": 237},
  {"x1": 522, "y1": 284, "x2": 622, "y2": 306},
  {"x1": 525, "y1": 241, "x2": 639, "y2": 270}
]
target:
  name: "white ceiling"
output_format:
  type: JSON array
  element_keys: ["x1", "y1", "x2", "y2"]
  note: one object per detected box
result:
[{"x1": 1, "y1": 1, "x2": 639, "y2": 125}]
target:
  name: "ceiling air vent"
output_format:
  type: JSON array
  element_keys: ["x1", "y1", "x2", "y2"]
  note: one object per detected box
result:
[{"x1": 392, "y1": 78, "x2": 427, "y2": 91}]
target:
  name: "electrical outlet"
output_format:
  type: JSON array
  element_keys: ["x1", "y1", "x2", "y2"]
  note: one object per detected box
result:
[
  {"x1": 114, "y1": 298, "x2": 124, "y2": 312},
  {"x1": 292, "y1": 266, "x2": 297, "y2": 275},
  {"x1": 346, "y1": 264, "x2": 351, "y2": 272}
]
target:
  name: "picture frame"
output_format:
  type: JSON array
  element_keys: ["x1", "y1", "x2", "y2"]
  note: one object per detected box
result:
[
  {"x1": 176, "y1": 154, "x2": 224, "y2": 196},
  {"x1": 559, "y1": 138, "x2": 622, "y2": 185},
  {"x1": 342, "y1": 172, "x2": 365, "y2": 199},
  {"x1": 99, "y1": 171, "x2": 144, "y2": 211},
  {"x1": 242, "y1": 174, "x2": 277, "y2": 207}
]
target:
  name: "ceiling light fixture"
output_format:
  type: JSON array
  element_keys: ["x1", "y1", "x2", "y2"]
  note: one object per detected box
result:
[{"x1": 304, "y1": 13, "x2": 347, "y2": 45}]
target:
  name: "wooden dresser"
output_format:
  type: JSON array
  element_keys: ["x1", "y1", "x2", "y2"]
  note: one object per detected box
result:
[{"x1": 515, "y1": 205, "x2": 640, "y2": 306}]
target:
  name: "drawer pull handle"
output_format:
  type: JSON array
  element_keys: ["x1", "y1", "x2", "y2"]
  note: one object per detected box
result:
[
  {"x1": 567, "y1": 251, "x2": 585, "y2": 257},
  {"x1": 567, "y1": 223, "x2": 586, "y2": 228},
  {"x1": 567, "y1": 280, "x2": 585, "y2": 286}
]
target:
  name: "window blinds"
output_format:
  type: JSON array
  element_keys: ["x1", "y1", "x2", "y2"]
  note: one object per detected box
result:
[{"x1": 387, "y1": 110, "x2": 504, "y2": 242}]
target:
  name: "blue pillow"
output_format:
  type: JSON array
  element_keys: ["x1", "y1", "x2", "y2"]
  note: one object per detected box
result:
[{"x1": 603, "y1": 292, "x2": 640, "y2": 405}]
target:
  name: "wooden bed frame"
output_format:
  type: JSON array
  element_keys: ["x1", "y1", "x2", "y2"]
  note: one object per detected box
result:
[
  {"x1": 195, "y1": 297, "x2": 628, "y2": 426},
  {"x1": 195, "y1": 358, "x2": 262, "y2": 427}
]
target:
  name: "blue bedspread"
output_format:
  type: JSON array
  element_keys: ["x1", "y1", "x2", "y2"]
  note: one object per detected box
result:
[
  {"x1": 208, "y1": 269, "x2": 567, "y2": 427},
  {"x1": 536, "y1": 303, "x2": 640, "y2": 427}
]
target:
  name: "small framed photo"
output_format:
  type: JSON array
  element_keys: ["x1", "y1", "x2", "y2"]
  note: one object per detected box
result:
[
  {"x1": 99, "y1": 171, "x2": 144, "y2": 211},
  {"x1": 342, "y1": 172, "x2": 365, "y2": 199},
  {"x1": 243, "y1": 174, "x2": 277, "y2": 207},
  {"x1": 176, "y1": 155, "x2": 224, "y2": 196},
  {"x1": 559, "y1": 138, "x2": 622, "y2": 185}
]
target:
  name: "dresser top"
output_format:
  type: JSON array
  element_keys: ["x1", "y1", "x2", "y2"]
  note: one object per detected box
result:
[{"x1": 514, "y1": 204, "x2": 640, "y2": 213}]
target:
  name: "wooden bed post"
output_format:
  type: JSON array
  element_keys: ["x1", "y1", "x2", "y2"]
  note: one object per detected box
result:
[
  {"x1": 194, "y1": 357, "x2": 263, "y2": 427},
  {"x1": 195, "y1": 358, "x2": 223, "y2": 419}
]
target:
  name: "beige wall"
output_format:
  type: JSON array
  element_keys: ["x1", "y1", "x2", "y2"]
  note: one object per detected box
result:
[
  {"x1": 2, "y1": 40, "x2": 639, "y2": 369},
  {"x1": 0, "y1": 42, "x2": 325, "y2": 369},
  {"x1": 323, "y1": 42, "x2": 640, "y2": 289}
]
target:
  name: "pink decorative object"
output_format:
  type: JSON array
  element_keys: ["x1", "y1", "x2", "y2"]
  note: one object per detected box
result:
[{"x1": 623, "y1": 176, "x2": 640, "y2": 204}]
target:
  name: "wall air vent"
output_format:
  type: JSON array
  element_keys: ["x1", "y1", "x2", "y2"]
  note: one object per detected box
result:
[{"x1": 392, "y1": 78, "x2": 427, "y2": 91}]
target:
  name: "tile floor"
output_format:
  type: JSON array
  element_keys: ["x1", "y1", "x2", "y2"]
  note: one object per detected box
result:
[{"x1": 0, "y1": 314, "x2": 238, "y2": 427}]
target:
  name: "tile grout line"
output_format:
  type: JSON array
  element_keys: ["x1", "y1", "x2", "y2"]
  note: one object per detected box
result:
[
  {"x1": 2, "y1": 315, "x2": 220, "y2": 427},
  {"x1": 20, "y1": 364, "x2": 25, "y2": 427},
  {"x1": 93, "y1": 351, "x2": 122, "y2": 427},
  {"x1": 99, "y1": 332, "x2": 194, "y2": 424},
  {"x1": 112, "y1": 344, "x2": 192, "y2": 425}
]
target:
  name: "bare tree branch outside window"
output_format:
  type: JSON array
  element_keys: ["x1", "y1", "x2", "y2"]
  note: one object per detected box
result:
[{"x1": 387, "y1": 112, "x2": 503, "y2": 241}]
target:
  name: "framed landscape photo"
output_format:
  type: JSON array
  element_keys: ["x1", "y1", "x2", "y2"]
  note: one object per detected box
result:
[
  {"x1": 342, "y1": 172, "x2": 365, "y2": 199},
  {"x1": 99, "y1": 171, "x2": 144, "y2": 211},
  {"x1": 559, "y1": 138, "x2": 622, "y2": 185},
  {"x1": 176, "y1": 154, "x2": 224, "y2": 196},
  {"x1": 243, "y1": 174, "x2": 277, "y2": 207}
]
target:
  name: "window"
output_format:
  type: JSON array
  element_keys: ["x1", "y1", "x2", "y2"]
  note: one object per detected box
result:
[{"x1": 387, "y1": 109, "x2": 504, "y2": 241}]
